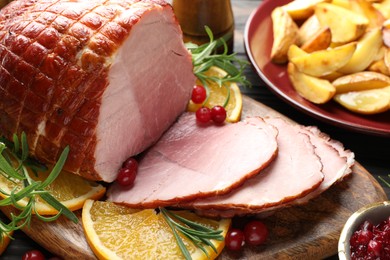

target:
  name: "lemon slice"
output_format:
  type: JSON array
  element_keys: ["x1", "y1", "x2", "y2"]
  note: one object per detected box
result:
[
  {"x1": 0, "y1": 230, "x2": 13, "y2": 255},
  {"x1": 188, "y1": 66, "x2": 243, "y2": 123},
  {"x1": 0, "y1": 166, "x2": 106, "y2": 215},
  {"x1": 82, "y1": 200, "x2": 231, "y2": 260},
  {"x1": 334, "y1": 86, "x2": 390, "y2": 114}
]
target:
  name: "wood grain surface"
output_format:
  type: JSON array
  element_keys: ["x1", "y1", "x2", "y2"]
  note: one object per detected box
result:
[{"x1": 1, "y1": 96, "x2": 387, "y2": 259}]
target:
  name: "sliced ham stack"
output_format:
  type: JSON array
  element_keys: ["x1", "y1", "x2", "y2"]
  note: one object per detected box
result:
[
  {"x1": 182, "y1": 117, "x2": 355, "y2": 218},
  {"x1": 107, "y1": 113, "x2": 279, "y2": 208},
  {"x1": 108, "y1": 115, "x2": 355, "y2": 217},
  {"x1": 0, "y1": 0, "x2": 195, "y2": 182}
]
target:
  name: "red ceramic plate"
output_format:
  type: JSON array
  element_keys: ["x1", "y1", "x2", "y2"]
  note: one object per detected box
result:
[{"x1": 244, "y1": 0, "x2": 390, "y2": 137}]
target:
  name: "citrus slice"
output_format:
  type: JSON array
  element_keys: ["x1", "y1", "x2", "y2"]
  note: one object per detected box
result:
[
  {"x1": 188, "y1": 66, "x2": 243, "y2": 123},
  {"x1": 334, "y1": 86, "x2": 390, "y2": 114},
  {"x1": 0, "y1": 166, "x2": 106, "y2": 215},
  {"x1": 0, "y1": 230, "x2": 13, "y2": 255},
  {"x1": 82, "y1": 200, "x2": 231, "y2": 260}
]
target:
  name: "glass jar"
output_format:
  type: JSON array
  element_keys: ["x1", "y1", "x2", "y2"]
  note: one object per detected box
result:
[{"x1": 172, "y1": 0, "x2": 234, "y2": 53}]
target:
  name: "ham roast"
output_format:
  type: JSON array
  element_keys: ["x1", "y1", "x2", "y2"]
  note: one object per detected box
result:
[
  {"x1": 0, "y1": 0, "x2": 195, "y2": 182},
  {"x1": 107, "y1": 113, "x2": 279, "y2": 208}
]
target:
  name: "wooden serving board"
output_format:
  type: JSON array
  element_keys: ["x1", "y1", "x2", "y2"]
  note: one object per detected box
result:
[{"x1": 1, "y1": 96, "x2": 387, "y2": 259}]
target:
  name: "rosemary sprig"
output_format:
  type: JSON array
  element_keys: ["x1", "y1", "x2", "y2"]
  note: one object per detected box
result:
[
  {"x1": 186, "y1": 26, "x2": 251, "y2": 89},
  {"x1": 160, "y1": 207, "x2": 224, "y2": 260},
  {"x1": 0, "y1": 133, "x2": 78, "y2": 242}
]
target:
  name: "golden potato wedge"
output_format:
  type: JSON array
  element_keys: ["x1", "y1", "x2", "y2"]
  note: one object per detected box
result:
[
  {"x1": 297, "y1": 15, "x2": 321, "y2": 46},
  {"x1": 338, "y1": 28, "x2": 383, "y2": 74},
  {"x1": 287, "y1": 44, "x2": 308, "y2": 60},
  {"x1": 290, "y1": 42, "x2": 356, "y2": 77},
  {"x1": 384, "y1": 46, "x2": 390, "y2": 70},
  {"x1": 315, "y1": 3, "x2": 369, "y2": 43},
  {"x1": 383, "y1": 20, "x2": 390, "y2": 48},
  {"x1": 350, "y1": 0, "x2": 385, "y2": 28},
  {"x1": 287, "y1": 62, "x2": 336, "y2": 104},
  {"x1": 321, "y1": 71, "x2": 344, "y2": 81},
  {"x1": 374, "y1": 0, "x2": 390, "y2": 19},
  {"x1": 271, "y1": 7, "x2": 299, "y2": 64},
  {"x1": 334, "y1": 86, "x2": 390, "y2": 114},
  {"x1": 301, "y1": 27, "x2": 332, "y2": 53},
  {"x1": 367, "y1": 59, "x2": 390, "y2": 76},
  {"x1": 331, "y1": 0, "x2": 350, "y2": 8},
  {"x1": 332, "y1": 71, "x2": 390, "y2": 93},
  {"x1": 281, "y1": 0, "x2": 331, "y2": 20}
]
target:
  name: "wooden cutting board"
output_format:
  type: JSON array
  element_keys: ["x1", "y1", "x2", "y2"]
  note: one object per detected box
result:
[{"x1": 1, "y1": 96, "x2": 387, "y2": 259}]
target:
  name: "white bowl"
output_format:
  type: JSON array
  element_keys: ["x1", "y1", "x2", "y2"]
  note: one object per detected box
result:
[{"x1": 338, "y1": 201, "x2": 390, "y2": 260}]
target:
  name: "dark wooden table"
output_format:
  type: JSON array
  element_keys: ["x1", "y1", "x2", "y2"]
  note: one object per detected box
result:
[{"x1": 1, "y1": 0, "x2": 389, "y2": 259}]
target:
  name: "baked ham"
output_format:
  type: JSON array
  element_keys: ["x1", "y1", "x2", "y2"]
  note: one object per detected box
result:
[
  {"x1": 181, "y1": 117, "x2": 325, "y2": 217},
  {"x1": 107, "y1": 113, "x2": 279, "y2": 208},
  {"x1": 0, "y1": 0, "x2": 195, "y2": 182},
  {"x1": 186, "y1": 118, "x2": 355, "y2": 218}
]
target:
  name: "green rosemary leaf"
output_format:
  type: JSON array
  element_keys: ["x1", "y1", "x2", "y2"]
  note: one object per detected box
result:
[
  {"x1": 12, "y1": 134, "x2": 19, "y2": 154},
  {"x1": 168, "y1": 210, "x2": 222, "y2": 235},
  {"x1": 39, "y1": 192, "x2": 78, "y2": 223},
  {"x1": 40, "y1": 145, "x2": 69, "y2": 189},
  {"x1": 0, "y1": 182, "x2": 40, "y2": 207},
  {"x1": 0, "y1": 143, "x2": 23, "y2": 180},
  {"x1": 20, "y1": 132, "x2": 28, "y2": 162},
  {"x1": 160, "y1": 208, "x2": 192, "y2": 260},
  {"x1": 160, "y1": 208, "x2": 225, "y2": 260}
]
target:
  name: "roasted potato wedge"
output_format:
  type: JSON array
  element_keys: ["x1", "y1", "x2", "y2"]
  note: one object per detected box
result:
[
  {"x1": 287, "y1": 44, "x2": 308, "y2": 60},
  {"x1": 301, "y1": 27, "x2": 332, "y2": 53},
  {"x1": 315, "y1": 3, "x2": 369, "y2": 43},
  {"x1": 290, "y1": 42, "x2": 356, "y2": 77},
  {"x1": 350, "y1": 0, "x2": 385, "y2": 28},
  {"x1": 338, "y1": 28, "x2": 383, "y2": 74},
  {"x1": 297, "y1": 15, "x2": 322, "y2": 45},
  {"x1": 368, "y1": 59, "x2": 390, "y2": 76},
  {"x1": 383, "y1": 19, "x2": 390, "y2": 48},
  {"x1": 373, "y1": 0, "x2": 390, "y2": 19},
  {"x1": 288, "y1": 62, "x2": 336, "y2": 104},
  {"x1": 271, "y1": 7, "x2": 299, "y2": 64},
  {"x1": 281, "y1": 0, "x2": 331, "y2": 20},
  {"x1": 332, "y1": 71, "x2": 390, "y2": 93},
  {"x1": 331, "y1": 0, "x2": 350, "y2": 8},
  {"x1": 334, "y1": 86, "x2": 390, "y2": 114}
]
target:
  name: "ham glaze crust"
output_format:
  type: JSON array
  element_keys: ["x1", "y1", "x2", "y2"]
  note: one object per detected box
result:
[{"x1": 0, "y1": 0, "x2": 195, "y2": 182}]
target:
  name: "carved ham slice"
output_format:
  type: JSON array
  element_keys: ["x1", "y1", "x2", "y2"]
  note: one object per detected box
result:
[
  {"x1": 107, "y1": 113, "x2": 278, "y2": 208},
  {"x1": 187, "y1": 118, "x2": 355, "y2": 218},
  {"x1": 182, "y1": 117, "x2": 325, "y2": 217},
  {"x1": 0, "y1": 0, "x2": 195, "y2": 182}
]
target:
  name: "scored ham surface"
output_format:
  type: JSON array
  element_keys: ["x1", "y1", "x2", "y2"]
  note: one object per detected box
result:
[
  {"x1": 180, "y1": 117, "x2": 325, "y2": 217},
  {"x1": 107, "y1": 113, "x2": 279, "y2": 208},
  {"x1": 0, "y1": 0, "x2": 195, "y2": 182}
]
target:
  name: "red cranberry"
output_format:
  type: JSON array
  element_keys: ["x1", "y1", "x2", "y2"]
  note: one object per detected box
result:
[
  {"x1": 195, "y1": 107, "x2": 211, "y2": 123},
  {"x1": 225, "y1": 228, "x2": 245, "y2": 251},
  {"x1": 191, "y1": 85, "x2": 207, "y2": 104},
  {"x1": 116, "y1": 167, "x2": 136, "y2": 186},
  {"x1": 243, "y1": 220, "x2": 268, "y2": 246},
  {"x1": 368, "y1": 240, "x2": 382, "y2": 256},
  {"x1": 211, "y1": 105, "x2": 227, "y2": 124},
  {"x1": 22, "y1": 250, "x2": 45, "y2": 260},
  {"x1": 122, "y1": 157, "x2": 138, "y2": 172}
]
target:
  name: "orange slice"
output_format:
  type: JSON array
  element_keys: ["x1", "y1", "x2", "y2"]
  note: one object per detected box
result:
[
  {"x1": 0, "y1": 166, "x2": 106, "y2": 215},
  {"x1": 188, "y1": 66, "x2": 243, "y2": 123},
  {"x1": 0, "y1": 230, "x2": 13, "y2": 255},
  {"x1": 82, "y1": 200, "x2": 231, "y2": 260}
]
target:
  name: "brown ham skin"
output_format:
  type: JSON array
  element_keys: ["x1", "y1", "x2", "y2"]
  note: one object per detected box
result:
[{"x1": 0, "y1": 0, "x2": 195, "y2": 181}]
